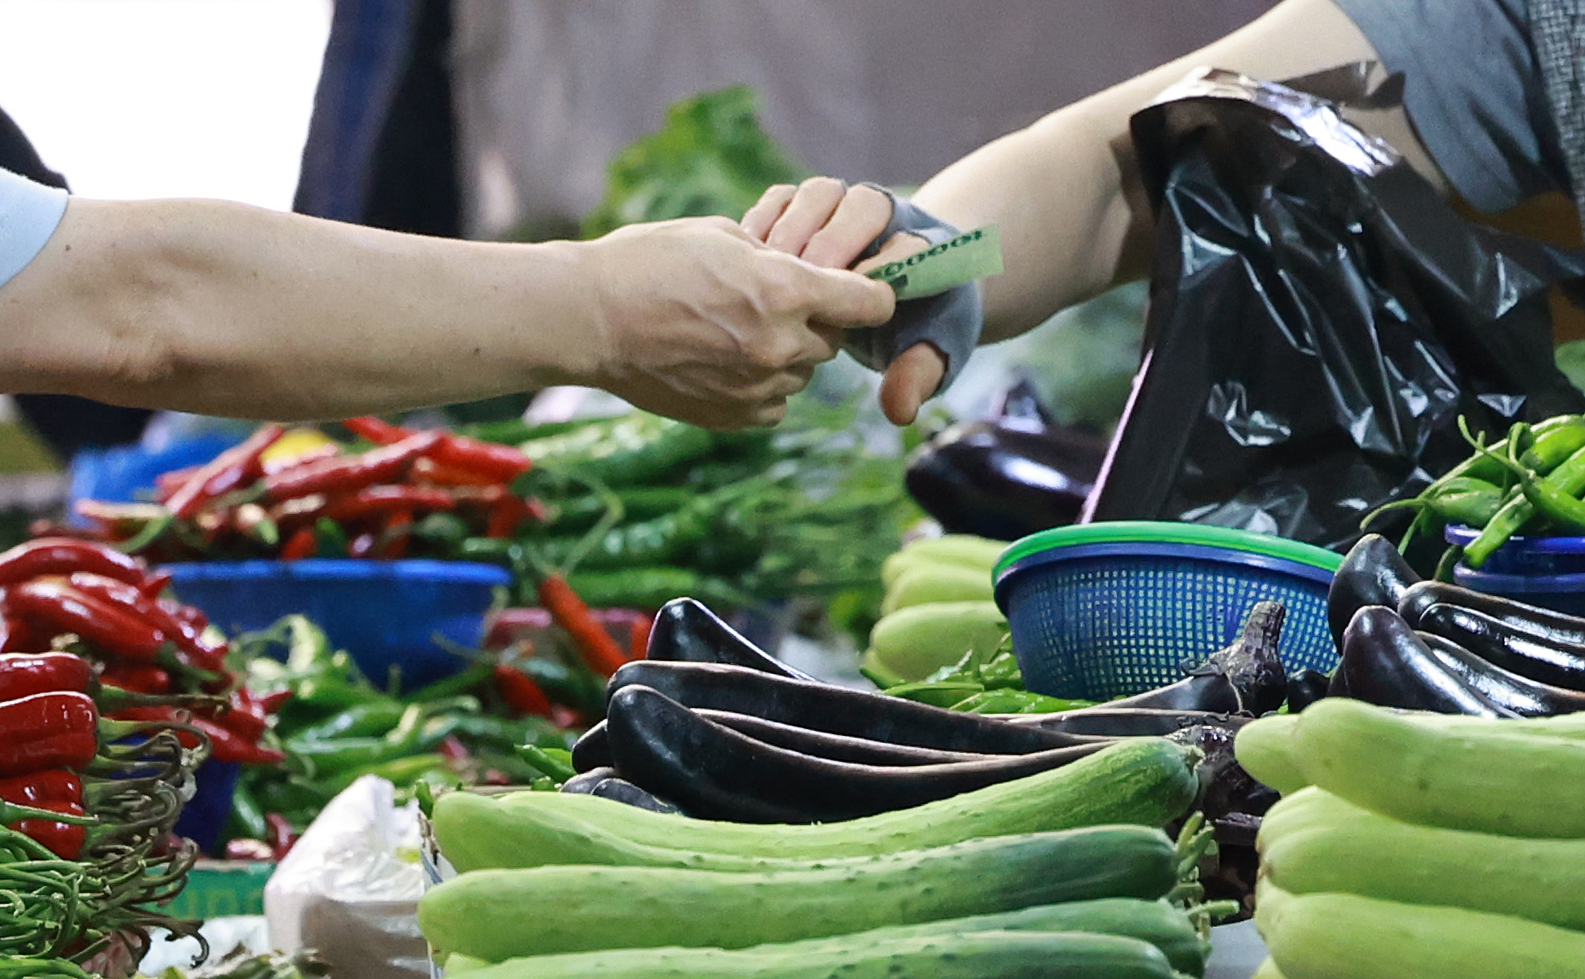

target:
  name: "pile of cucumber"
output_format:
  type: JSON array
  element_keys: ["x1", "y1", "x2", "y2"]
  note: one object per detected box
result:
[
  {"x1": 418, "y1": 739, "x2": 1220, "y2": 978},
  {"x1": 1236, "y1": 697, "x2": 1585, "y2": 978},
  {"x1": 862, "y1": 534, "x2": 1006, "y2": 686}
]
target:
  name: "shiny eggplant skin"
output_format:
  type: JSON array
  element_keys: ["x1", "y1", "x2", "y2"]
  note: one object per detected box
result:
[
  {"x1": 1284, "y1": 669, "x2": 1332, "y2": 713},
  {"x1": 1326, "y1": 534, "x2": 1423, "y2": 649},
  {"x1": 645, "y1": 597, "x2": 818, "y2": 681},
  {"x1": 903, "y1": 419, "x2": 1107, "y2": 542},
  {"x1": 587, "y1": 776, "x2": 683, "y2": 814},
  {"x1": 1416, "y1": 630, "x2": 1585, "y2": 717},
  {"x1": 570, "y1": 720, "x2": 613, "y2": 773},
  {"x1": 1416, "y1": 602, "x2": 1585, "y2": 692},
  {"x1": 1329, "y1": 606, "x2": 1516, "y2": 717},
  {"x1": 603, "y1": 684, "x2": 1109, "y2": 824},
  {"x1": 606, "y1": 660, "x2": 1093, "y2": 754},
  {"x1": 696, "y1": 710, "x2": 1019, "y2": 765},
  {"x1": 1399, "y1": 579, "x2": 1585, "y2": 648},
  {"x1": 1105, "y1": 601, "x2": 1289, "y2": 716},
  {"x1": 999, "y1": 707, "x2": 1252, "y2": 738},
  {"x1": 559, "y1": 765, "x2": 617, "y2": 793}
]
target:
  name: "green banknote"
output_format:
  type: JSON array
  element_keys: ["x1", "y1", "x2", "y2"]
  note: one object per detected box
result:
[{"x1": 866, "y1": 225, "x2": 1003, "y2": 300}]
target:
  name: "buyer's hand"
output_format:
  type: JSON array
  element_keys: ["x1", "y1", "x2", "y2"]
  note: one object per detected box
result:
[
  {"x1": 742, "y1": 178, "x2": 968, "y2": 426},
  {"x1": 580, "y1": 215, "x2": 895, "y2": 429}
]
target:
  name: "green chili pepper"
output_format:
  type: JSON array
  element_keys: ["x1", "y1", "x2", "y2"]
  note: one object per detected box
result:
[
  {"x1": 403, "y1": 661, "x2": 496, "y2": 703},
  {"x1": 948, "y1": 689, "x2": 1093, "y2": 714},
  {"x1": 518, "y1": 413, "x2": 715, "y2": 487},
  {"x1": 557, "y1": 566, "x2": 758, "y2": 611},
  {"x1": 287, "y1": 700, "x2": 407, "y2": 742},
  {"x1": 1519, "y1": 418, "x2": 1585, "y2": 474},
  {"x1": 516, "y1": 744, "x2": 577, "y2": 783},
  {"x1": 226, "y1": 780, "x2": 268, "y2": 842},
  {"x1": 1465, "y1": 443, "x2": 1585, "y2": 568},
  {"x1": 1422, "y1": 476, "x2": 1508, "y2": 528},
  {"x1": 875, "y1": 680, "x2": 988, "y2": 709},
  {"x1": 549, "y1": 486, "x2": 696, "y2": 534},
  {"x1": 311, "y1": 752, "x2": 453, "y2": 796}
]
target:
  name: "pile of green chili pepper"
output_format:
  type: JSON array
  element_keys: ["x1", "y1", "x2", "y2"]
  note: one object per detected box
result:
[
  {"x1": 1365, "y1": 413, "x2": 1585, "y2": 574},
  {"x1": 221, "y1": 615, "x2": 586, "y2": 859}
]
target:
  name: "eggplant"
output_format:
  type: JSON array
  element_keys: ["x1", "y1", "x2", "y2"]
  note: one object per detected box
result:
[
  {"x1": 695, "y1": 710, "x2": 1023, "y2": 765},
  {"x1": 1415, "y1": 630, "x2": 1585, "y2": 717},
  {"x1": 1103, "y1": 601, "x2": 1289, "y2": 716},
  {"x1": 1168, "y1": 723, "x2": 1279, "y2": 825},
  {"x1": 602, "y1": 684, "x2": 1109, "y2": 824},
  {"x1": 587, "y1": 776, "x2": 683, "y2": 814},
  {"x1": 1399, "y1": 579, "x2": 1585, "y2": 648},
  {"x1": 903, "y1": 418, "x2": 1108, "y2": 541},
  {"x1": 606, "y1": 659, "x2": 1094, "y2": 754},
  {"x1": 1326, "y1": 533, "x2": 1423, "y2": 649},
  {"x1": 1284, "y1": 669, "x2": 1332, "y2": 712},
  {"x1": 645, "y1": 597, "x2": 819, "y2": 681},
  {"x1": 998, "y1": 707, "x2": 1253, "y2": 738},
  {"x1": 1415, "y1": 602, "x2": 1585, "y2": 692},
  {"x1": 1329, "y1": 606, "x2": 1516, "y2": 717},
  {"x1": 559, "y1": 765, "x2": 617, "y2": 793},
  {"x1": 570, "y1": 720, "x2": 613, "y2": 773}
]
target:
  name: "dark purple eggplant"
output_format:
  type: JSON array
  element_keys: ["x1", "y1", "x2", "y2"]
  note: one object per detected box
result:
[
  {"x1": 1327, "y1": 533, "x2": 1422, "y2": 649},
  {"x1": 1415, "y1": 630, "x2": 1585, "y2": 717},
  {"x1": 1284, "y1": 669, "x2": 1332, "y2": 712},
  {"x1": 1399, "y1": 579, "x2": 1585, "y2": 648},
  {"x1": 696, "y1": 709, "x2": 1027, "y2": 765},
  {"x1": 603, "y1": 684, "x2": 1109, "y2": 824},
  {"x1": 570, "y1": 720, "x2": 613, "y2": 773},
  {"x1": 587, "y1": 776, "x2": 683, "y2": 814},
  {"x1": 997, "y1": 707, "x2": 1252, "y2": 738},
  {"x1": 1168, "y1": 723, "x2": 1278, "y2": 825},
  {"x1": 645, "y1": 597, "x2": 819, "y2": 681},
  {"x1": 1329, "y1": 606, "x2": 1516, "y2": 717},
  {"x1": 559, "y1": 765, "x2": 617, "y2": 793},
  {"x1": 606, "y1": 659, "x2": 1093, "y2": 754},
  {"x1": 903, "y1": 419, "x2": 1108, "y2": 541},
  {"x1": 1104, "y1": 602, "x2": 1289, "y2": 715},
  {"x1": 1415, "y1": 601, "x2": 1585, "y2": 692}
]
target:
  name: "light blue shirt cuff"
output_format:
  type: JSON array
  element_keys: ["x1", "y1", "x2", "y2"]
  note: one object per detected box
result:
[{"x1": 0, "y1": 166, "x2": 68, "y2": 289}]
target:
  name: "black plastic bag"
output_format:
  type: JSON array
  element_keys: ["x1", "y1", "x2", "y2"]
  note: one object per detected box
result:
[{"x1": 1084, "y1": 68, "x2": 1585, "y2": 552}]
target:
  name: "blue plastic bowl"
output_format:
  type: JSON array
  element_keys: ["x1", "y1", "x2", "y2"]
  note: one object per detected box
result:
[
  {"x1": 994, "y1": 521, "x2": 1341, "y2": 701},
  {"x1": 164, "y1": 559, "x2": 511, "y2": 690},
  {"x1": 1451, "y1": 565, "x2": 1585, "y2": 619},
  {"x1": 1444, "y1": 523, "x2": 1585, "y2": 577}
]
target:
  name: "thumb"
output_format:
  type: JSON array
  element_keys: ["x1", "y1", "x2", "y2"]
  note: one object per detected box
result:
[
  {"x1": 801, "y1": 265, "x2": 896, "y2": 329},
  {"x1": 878, "y1": 342, "x2": 947, "y2": 426}
]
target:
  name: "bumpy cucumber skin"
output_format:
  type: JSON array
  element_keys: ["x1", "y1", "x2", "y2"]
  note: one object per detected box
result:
[
  {"x1": 1290, "y1": 697, "x2": 1585, "y2": 837},
  {"x1": 1259, "y1": 786, "x2": 1585, "y2": 932},
  {"x1": 1232, "y1": 714, "x2": 1309, "y2": 795},
  {"x1": 441, "y1": 930, "x2": 1179, "y2": 979},
  {"x1": 1257, "y1": 882, "x2": 1585, "y2": 979},
  {"x1": 417, "y1": 826, "x2": 1178, "y2": 962},
  {"x1": 453, "y1": 738, "x2": 1197, "y2": 870}
]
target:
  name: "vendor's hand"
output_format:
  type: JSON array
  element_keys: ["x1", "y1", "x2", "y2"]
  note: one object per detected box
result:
[
  {"x1": 579, "y1": 215, "x2": 894, "y2": 430},
  {"x1": 742, "y1": 178, "x2": 950, "y2": 426}
]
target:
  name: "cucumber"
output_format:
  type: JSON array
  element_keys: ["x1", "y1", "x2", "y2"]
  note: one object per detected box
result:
[
  {"x1": 880, "y1": 535, "x2": 1005, "y2": 589},
  {"x1": 1256, "y1": 881, "x2": 1585, "y2": 979},
  {"x1": 1259, "y1": 786, "x2": 1585, "y2": 931},
  {"x1": 881, "y1": 562, "x2": 996, "y2": 615},
  {"x1": 436, "y1": 738, "x2": 1197, "y2": 871},
  {"x1": 1289, "y1": 697, "x2": 1585, "y2": 837},
  {"x1": 868, "y1": 600, "x2": 1007, "y2": 682},
  {"x1": 417, "y1": 826, "x2": 1179, "y2": 961},
  {"x1": 440, "y1": 930, "x2": 1179, "y2": 979},
  {"x1": 1232, "y1": 714, "x2": 1309, "y2": 795}
]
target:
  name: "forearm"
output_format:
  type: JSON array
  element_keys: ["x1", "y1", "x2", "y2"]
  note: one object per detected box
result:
[
  {"x1": 912, "y1": 0, "x2": 1438, "y2": 343},
  {"x1": 0, "y1": 197, "x2": 603, "y2": 420}
]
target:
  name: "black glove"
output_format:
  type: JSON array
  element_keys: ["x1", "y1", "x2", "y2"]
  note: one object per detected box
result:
[{"x1": 843, "y1": 183, "x2": 985, "y2": 396}]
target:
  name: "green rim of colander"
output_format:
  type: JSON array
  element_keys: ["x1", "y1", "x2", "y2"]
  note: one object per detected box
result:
[{"x1": 993, "y1": 520, "x2": 1344, "y2": 580}]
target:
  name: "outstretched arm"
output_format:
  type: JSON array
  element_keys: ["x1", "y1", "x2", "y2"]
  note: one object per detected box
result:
[{"x1": 0, "y1": 197, "x2": 894, "y2": 429}]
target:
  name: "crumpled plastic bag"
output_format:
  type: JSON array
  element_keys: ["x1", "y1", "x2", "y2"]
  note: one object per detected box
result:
[
  {"x1": 1084, "y1": 67, "x2": 1585, "y2": 551},
  {"x1": 263, "y1": 776, "x2": 431, "y2": 979}
]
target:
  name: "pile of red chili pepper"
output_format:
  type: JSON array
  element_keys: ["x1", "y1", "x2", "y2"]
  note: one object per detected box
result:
[{"x1": 67, "y1": 418, "x2": 539, "y2": 565}]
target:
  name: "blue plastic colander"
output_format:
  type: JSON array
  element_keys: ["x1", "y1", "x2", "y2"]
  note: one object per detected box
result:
[{"x1": 993, "y1": 521, "x2": 1342, "y2": 701}]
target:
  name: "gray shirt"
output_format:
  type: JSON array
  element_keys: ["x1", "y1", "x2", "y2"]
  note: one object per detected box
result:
[{"x1": 1332, "y1": 0, "x2": 1567, "y2": 211}]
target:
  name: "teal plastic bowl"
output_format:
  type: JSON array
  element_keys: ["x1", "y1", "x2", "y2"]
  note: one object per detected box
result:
[
  {"x1": 993, "y1": 521, "x2": 1342, "y2": 701},
  {"x1": 164, "y1": 559, "x2": 510, "y2": 690}
]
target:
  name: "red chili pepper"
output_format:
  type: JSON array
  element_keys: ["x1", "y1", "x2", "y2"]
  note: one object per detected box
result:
[
  {"x1": 5, "y1": 580, "x2": 169, "y2": 664},
  {"x1": 411, "y1": 456, "x2": 500, "y2": 488},
  {"x1": 382, "y1": 508, "x2": 413, "y2": 559},
  {"x1": 188, "y1": 715, "x2": 285, "y2": 765},
  {"x1": 158, "y1": 597, "x2": 209, "y2": 633},
  {"x1": 67, "y1": 573, "x2": 226, "y2": 671},
  {"x1": 163, "y1": 424, "x2": 288, "y2": 519},
  {"x1": 0, "y1": 770, "x2": 84, "y2": 808},
  {"x1": 207, "y1": 691, "x2": 269, "y2": 743},
  {"x1": 342, "y1": 416, "x2": 412, "y2": 445},
  {"x1": 319, "y1": 484, "x2": 457, "y2": 524},
  {"x1": 439, "y1": 734, "x2": 470, "y2": 763},
  {"x1": 9, "y1": 798, "x2": 88, "y2": 859},
  {"x1": 0, "y1": 615, "x2": 49, "y2": 654},
  {"x1": 0, "y1": 537, "x2": 149, "y2": 589},
  {"x1": 428, "y1": 435, "x2": 532, "y2": 484},
  {"x1": 256, "y1": 689, "x2": 293, "y2": 713},
  {"x1": 280, "y1": 527, "x2": 318, "y2": 561},
  {"x1": 264, "y1": 811, "x2": 298, "y2": 860},
  {"x1": 154, "y1": 464, "x2": 203, "y2": 503},
  {"x1": 537, "y1": 574, "x2": 632, "y2": 678},
  {"x1": 109, "y1": 704, "x2": 202, "y2": 749},
  {"x1": 263, "y1": 431, "x2": 441, "y2": 503},
  {"x1": 0, "y1": 691, "x2": 100, "y2": 777},
  {"x1": 139, "y1": 568, "x2": 174, "y2": 599},
  {"x1": 492, "y1": 663, "x2": 552, "y2": 717},
  {"x1": 0, "y1": 652, "x2": 92, "y2": 701},
  {"x1": 262, "y1": 442, "x2": 339, "y2": 476},
  {"x1": 98, "y1": 662, "x2": 171, "y2": 696}
]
